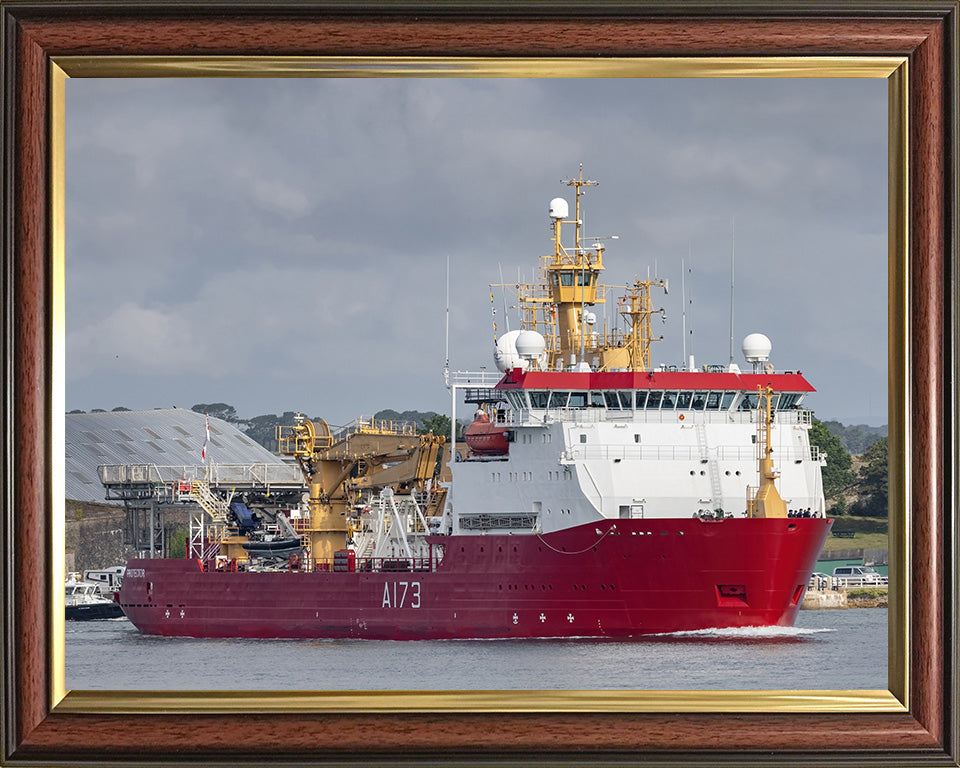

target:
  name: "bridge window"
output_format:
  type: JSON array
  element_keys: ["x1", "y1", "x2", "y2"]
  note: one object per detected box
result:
[
  {"x1": 568, "y1": 392, "x2": 588, "y2": 408},
  {"x1": 706, "y1": 392, "x2": 722, "y2": 409},
  {"x1": 529, "y1": 391, "x2": 548, "y2": 408},
  {"x1": 721, "y1": 392, "x2": 736, "y2": 410},
  {"x1": 646, "y1": 391, "x2": 662, "y2": 409},
  {"x1": 779, "y1": 393, "x2": 802, "y2": 409},
  {"x1": 676, "y1": 391, "x2": 692, "y2": 409},
  {"x1": 590, "y1": 391, "x2": 606, "y2": 407},
  {"x1": 559, "y1": 272, "x2": 574, "y2": 286},
  {"x1": 549, "y1": 391, "x2": 569, "y2": 408},
  {"x1": 576, "y1": 271, "x2": 593, "y2": 286},
  {"x1": 691, "y1": 391, "x2": 708, "y2": 410},
  {"x1": 738, "y1": 393, "x2": 758, "y2": 411},
  {"x1": 661, "y1": 392, "x2": 677, "y2": 409},
  {"x1": 505, "y1": 392, "x2": 526, "y2": 409},
  {"x1": 634, "y1": 391, "x2": 647, "y2": 409}
]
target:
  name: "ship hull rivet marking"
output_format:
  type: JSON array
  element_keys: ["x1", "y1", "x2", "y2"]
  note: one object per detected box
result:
[
  {"x1": 513, "y1": 613, "x2": 519, "y2": 624},
  {"x1": 567, "y1": 614, "x2": 575, "y2": 622},
  {"x1": 540, "y1": 614, "x2": 547, "y2": 623}
]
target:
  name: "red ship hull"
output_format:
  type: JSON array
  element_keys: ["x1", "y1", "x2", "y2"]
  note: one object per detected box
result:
[{"x1": 118, "y1": 517, "x2": 831, "y2": 640}]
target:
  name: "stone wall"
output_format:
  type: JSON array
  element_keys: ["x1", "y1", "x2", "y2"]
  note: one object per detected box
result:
[{"x1": 64, "y1": 499, "x2": 192, "y2": 576}]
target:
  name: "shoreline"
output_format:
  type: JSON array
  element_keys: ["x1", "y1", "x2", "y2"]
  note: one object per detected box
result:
[{"x1": 801, "y1": 588, "x2": 888, "y2": 610}]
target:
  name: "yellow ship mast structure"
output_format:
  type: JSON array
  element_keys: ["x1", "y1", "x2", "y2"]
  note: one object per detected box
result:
[
  {"x1": 746, "y1": 385, "x2": 788, "y2": 518},
  {"x1": 499, "y1": 166, "x2": 668, "y2": 373}
]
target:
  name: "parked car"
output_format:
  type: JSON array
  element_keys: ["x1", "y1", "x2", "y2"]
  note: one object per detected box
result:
[{"x1": 832, "y1": 565, "x2": 888, "y2": 586}]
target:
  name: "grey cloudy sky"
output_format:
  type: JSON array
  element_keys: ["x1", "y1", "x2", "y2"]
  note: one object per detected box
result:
[{"x1": 65, "y1": 77, "x2": 887, "y2": 427}]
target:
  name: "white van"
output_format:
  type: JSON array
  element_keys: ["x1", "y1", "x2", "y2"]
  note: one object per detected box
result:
[{"x1": 832, "y1": 565, "x2": 887, "y2": 586}]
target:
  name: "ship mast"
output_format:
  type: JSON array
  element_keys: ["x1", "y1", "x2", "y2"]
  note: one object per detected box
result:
[
  {"x1": 547, "y1": 166, "x2": 602, "y2": 370},
  {"x1": 746, "y1": 385, "x2": 788, "y2": 518},
  {"x1": 504, "y1": 168, "x2": 669, "y2": 373},
  {"x1": 616, "y1": 279, "x2": 667, "y2": 371}
]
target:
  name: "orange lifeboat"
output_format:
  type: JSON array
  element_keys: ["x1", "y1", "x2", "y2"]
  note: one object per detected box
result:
[{"x1": 464, "y1": 410, "x2": 510, "y2": 456}]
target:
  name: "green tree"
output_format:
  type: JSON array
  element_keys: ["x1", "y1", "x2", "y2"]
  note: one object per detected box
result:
[
  {"x1": 191, "y1": 402, "x2": 238, "y2": 423},
  {"x1": 168, "y1": 528, "x2": 188, "y2": 559},
  {"x1": 420, "y1": 413, "x2": 452, "y2": 437},
  {"x1": 850, "y1": 437, "x2": 888, "y2": 517},
  {"x1": 808, "y1": 418, "x2": 854, "y2": 513},
  {"x1": 243, "y1": 411, "x2": 301, "y2": 452}
]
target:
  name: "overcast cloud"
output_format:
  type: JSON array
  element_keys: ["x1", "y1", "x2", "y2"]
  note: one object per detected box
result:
[{"x1": 66, "y1": 77, "x2": 887, "y2": 427}]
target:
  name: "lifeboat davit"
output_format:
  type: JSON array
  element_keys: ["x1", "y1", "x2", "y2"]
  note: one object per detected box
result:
[{"x1": 464, "y1": 411, "x2": 510, "y2": 456}]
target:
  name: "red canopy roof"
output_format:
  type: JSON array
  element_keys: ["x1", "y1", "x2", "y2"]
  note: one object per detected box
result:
[{"x1": 497, "y1": 369, "x2": 815, "y2": 393}]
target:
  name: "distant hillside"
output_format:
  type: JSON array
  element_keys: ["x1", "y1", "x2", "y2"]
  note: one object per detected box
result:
[{"x1": 821, "y1": 421, "x2": 888, "y2": 456}]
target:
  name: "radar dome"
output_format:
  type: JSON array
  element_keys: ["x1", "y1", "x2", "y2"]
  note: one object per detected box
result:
[
  {"x1": 742, "y1": 333, "x2": 772, "y2": 363},
  {"x1": 494, "y1": 330, "x2": 526, "y2": 372},
  {"x1": 515, "y1": 330, "x2": 546, "y2": 359},
  {"x1": 549, "y1": 197, "x2": 569, "y2": 220}
]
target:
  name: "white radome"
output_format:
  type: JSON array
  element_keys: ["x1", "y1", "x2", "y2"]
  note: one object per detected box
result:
[
  {"x1": 494, "y1": 330, "x2": 526, "y2": 372},
  {"x1": 742, "y1": 333, "x2": 773, "y2": 363},
  {"x1": 515, "y1": 330, "x2": 547, "y2": 359},
  {"x1": 549, "y1": 197, "x2": 569, "y2": 220}
]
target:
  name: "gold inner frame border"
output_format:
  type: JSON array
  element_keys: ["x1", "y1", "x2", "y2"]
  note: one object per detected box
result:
[{"x1": 49, "y1": 55, "x2": 909, "y2": 716}]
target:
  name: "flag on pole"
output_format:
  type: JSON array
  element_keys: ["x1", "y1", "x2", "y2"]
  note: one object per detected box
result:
[{"x1": 201, "y1": 415, "x2": 210, "y2": 462}]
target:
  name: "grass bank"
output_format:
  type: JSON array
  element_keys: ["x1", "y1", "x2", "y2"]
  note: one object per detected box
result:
[{"x1": 819, "y1": 515, "x2": 888, "y2": 553}]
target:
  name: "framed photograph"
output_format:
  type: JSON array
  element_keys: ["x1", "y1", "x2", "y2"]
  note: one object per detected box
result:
[{"x1": 2, "y1": 3, "x2": 956, "y2": 766}]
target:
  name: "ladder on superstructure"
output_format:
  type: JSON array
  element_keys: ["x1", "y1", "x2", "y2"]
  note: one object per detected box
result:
[{"x1": 695, "y1": 423, "x2": 725, "y2": 512}]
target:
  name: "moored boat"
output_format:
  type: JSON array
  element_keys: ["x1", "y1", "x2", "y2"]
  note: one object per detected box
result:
[{"x1": 66, "y1": 579, "x2": 125, "y2": 621}]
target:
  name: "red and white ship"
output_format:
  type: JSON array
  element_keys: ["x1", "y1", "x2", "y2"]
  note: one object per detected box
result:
[{"x1": 118, "y1": 169, "x2": 831, "y2": 639}]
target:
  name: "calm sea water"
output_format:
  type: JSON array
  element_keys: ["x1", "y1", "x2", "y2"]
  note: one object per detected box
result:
[{"x1": 66, "y1": 608, "x2": 887, "y2": 691}]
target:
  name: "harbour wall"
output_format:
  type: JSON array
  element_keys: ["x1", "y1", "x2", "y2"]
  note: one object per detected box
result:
[{"x1": 801, "y1": 587, "x2": 888, "y2": 610}]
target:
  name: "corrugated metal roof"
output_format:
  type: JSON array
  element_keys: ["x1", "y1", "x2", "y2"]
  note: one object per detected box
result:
[{"x1": 65, "y1": 409, "x2": 290, "y2": 502}]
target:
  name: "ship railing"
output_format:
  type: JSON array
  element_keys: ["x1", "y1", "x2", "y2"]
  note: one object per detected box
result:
[
  {"x1": 561, "y1": 445, "x2": 817, "y2": 462},
  {"x1": 511, "y1": 409, "x2": 813, "y2": 427},
  {"x1": 444, "y1": 369, "x2": 503, "y2": 388},
  {"x1": 309, "y1": 555, "x2": 438, "y2": 574},
  {"x1": 337, "y1": 417, "x2": 419, "y2": 438}
]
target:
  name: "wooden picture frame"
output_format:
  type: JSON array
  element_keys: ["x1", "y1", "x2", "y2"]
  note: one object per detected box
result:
[{"x1": 2, "y1": 3, "x2": 957, "y2": 765}]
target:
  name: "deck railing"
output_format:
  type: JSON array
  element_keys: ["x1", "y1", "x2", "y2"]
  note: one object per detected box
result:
[
  {"x1": 511, "y1": 408, "x2": 813, "y2": 427},
  {"x1": 99, "y1": 462, "x2": 303, "y2": 487},
  {"x1": 560, "y1": 444, "x2": 819, "y2": 463}
]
